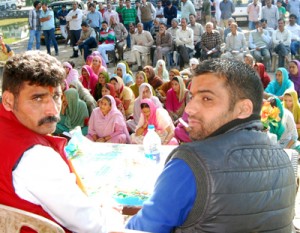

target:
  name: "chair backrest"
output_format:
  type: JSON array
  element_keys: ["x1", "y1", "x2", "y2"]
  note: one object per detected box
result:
[{"x1": 0, "y1": 204, "x2": 65, "y2": 233}]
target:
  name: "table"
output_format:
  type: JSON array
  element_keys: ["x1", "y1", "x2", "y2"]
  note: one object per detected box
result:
[{"x1": 66, "y1": 139, "x2": 177, "y2": 213}]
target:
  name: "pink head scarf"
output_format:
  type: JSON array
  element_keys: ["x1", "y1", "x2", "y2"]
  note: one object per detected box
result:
[
  {"x1": 140, "y1": 98, "x2": 161, "y2": 134},
  {"x1": 80, "y1": 65, "x2": 98, "y2": 96}
]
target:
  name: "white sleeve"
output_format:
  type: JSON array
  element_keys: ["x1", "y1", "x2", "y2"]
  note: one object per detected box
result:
[{"x1": 13, "y1": 145, "x2": 106, "y2": 233}]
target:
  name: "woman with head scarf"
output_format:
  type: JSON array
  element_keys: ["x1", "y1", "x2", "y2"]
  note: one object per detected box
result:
[
  {"x1": 69, "y1": 80, "x2": 97, "y2": 116},
  {"x1": 55, "y1": 88, "x2": 89, "y2": 135},
  {"x1": 118, "y1": 60, "x2": 134, "y2": 77},
  {"x1": 157, "y1": 69, "x2": 180, "y2": 103},
  {"x1": 63, "y1": 62, "x2": 79, "y2": 86},
  {"x1": 116, "y1": 62, "x2": 134, "y2": 86},
  {"x1": 288, "y1": 60, "x2": 300, "y2": 97},
  {"x1": 131, "y1": 98, "x2": 177, "y2": 145},
  {"x1": 87, "y1": 95, "x2": 130, "y2": 143},
  {"x1": 165, "y1": 76, "x2": 190, "y2": 122},
  {"x1": 80, "y1": 65, "x2": 99, "y2": 97},
  {"x1": 254, "y1": 63, "x2": 271, "y2": 89},
  {"x1": 264, "y1": 68, "x2": 294, "y2": 100},
  {"x1": 110, "y1": 76, "x2": 135, "y2": 119},
  {"x1": 90, "y1": 55, "x2": 107, "y2": 76},
  {"x1": 283, "y1": 89, "x2": 300, "y2": 138},
  {"x1": 127, "y1": 83, "x2": 163, "y2": 133},
  {"x1": 86, "y1": 51, "x2": 107, "y2": 68},
  {"x1": 130, "y1": 71, "x2": 156, "y2": 98},
  {"x1": 267, "y1": 97, "x2": 299, "y2": 150},
  {"x1": 154, "y1": 59, "x2": 169, "y2": 82},
  {"x1": 94, "y1": 71, "x2": 110, "y2": 101},
  {"x1": 143, "y1": 66, "x2": 163, "y2": 90}
]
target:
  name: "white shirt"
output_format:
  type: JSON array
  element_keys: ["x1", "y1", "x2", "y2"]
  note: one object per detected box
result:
[
  {"x1": 13, "y1": 145, "x2": 122, "y2": 233},
  {"x1": 225, "y1": 31, "x2": 247, "y2": 52},
  {"x1": 175, "y1": 27, "x2": 194, "y2": 50},
  {"x1": 272, "y1": 28, "x2": 292, "y2": 46},
  {"x1": 286, "y1": 23, "x2": 300, "y2": 41},
  {"x1": 66, "y1": 8, "x2": 83, "y2": 30}
]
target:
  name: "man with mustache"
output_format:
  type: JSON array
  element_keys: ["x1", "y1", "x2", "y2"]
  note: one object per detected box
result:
[
  {"x1": 0, "y1": 51, "x2": 123, "y2": 232},
  {"x1": 127, "y1": 59, "x2": 296, "y2": 232}
]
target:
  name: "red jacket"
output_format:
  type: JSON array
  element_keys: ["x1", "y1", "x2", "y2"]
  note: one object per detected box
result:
[{"x1": 0, "y1": 104, "x2": 71, "y2": 233}]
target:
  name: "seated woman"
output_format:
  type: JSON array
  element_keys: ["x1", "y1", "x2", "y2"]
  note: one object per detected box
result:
[
  {"x1": 179, "y1": 58, "x2": 199, "y2": 81},
  {"x1": 156, "y1": 69, "x2": 180, "y2": 103},
  {"x1": 130, "y1": 71, "x2": 156, "y2": 98},
  {"x1": 264, "y1": 68, "x2": 294, "y2": 100},
  {"x1": 110, "y1": 76, "x2": 135, "y2": 119},
  {"x1": 253, "y1": 63, "x2": 270, "y2": 89},
  {"x1": 116, "y1": 62, "x2": 134, "y2": 86},
  {"x1": 288, "y1": 60, "x2": 300, "y2": 97},
  {"x1": 283, "y1": 89, "x2": 300, "y2": 138},
  {"x1": 174, "y1": 111, "x2": 192, "y2": 143},
  {"x1": 94, "y1": 71, "x2": 110, "y2": 101},
  {"x1": 63, "y1": 62, "x2": 79, "y2": 86},
  {"x1": 165, "y1": 76, "x2": 190, "y2": 122},
  {"x1": 268, "y1": 97, "x2": 299, "y2": 151},
  {"x1": 80, "y1": 65, "x2": 98, "y2": 97},
  {"x1": 154, "y1": 59, "x2": 169, "y2": 82},
  {"x1": 90, "y1": 54, "x2": 107, "y2": 76},
  {"x1": 127, "y1": 83, "x2": 162, "y2": 133},
  {"x1": 143, "y1": 65, "x2": 163, "y2": 90},
  {"x1": 86, "y1": 53, "x2": 107, "y2": 69},
  {"x1": 118, "y1": 60, "x2": 134, "y2": 77},
  {"x1": 69, "y1": 80, "x2": 97, "y2": 116},
  {"x1": 55, "y1": 88, "x2": 89, "y2": 136},
  {"x1": 87, "y1": 95, "x2": 130, "y2": 143},
  {"x1": 131, "y1": 98, "x2": 177, "y2": 145}
]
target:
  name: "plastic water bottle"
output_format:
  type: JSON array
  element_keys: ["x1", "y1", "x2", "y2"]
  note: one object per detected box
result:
[{"x1": 143, "y1": 125, "x2": 161, "y2": 163}]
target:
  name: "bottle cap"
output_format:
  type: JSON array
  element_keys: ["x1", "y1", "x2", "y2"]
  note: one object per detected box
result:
[{"x1": 148, "y1": 124, "x2": 155, "y2": 130}]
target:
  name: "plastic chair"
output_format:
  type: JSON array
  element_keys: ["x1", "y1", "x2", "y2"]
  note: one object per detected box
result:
[{"x1": 0, "y1": 204, "x2": 65, "y2": 233}]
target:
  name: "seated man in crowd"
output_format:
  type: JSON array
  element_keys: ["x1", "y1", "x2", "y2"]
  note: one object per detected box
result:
[
  {"x1": 0, "y1": 51, "x2": 123, "y2": 232},
  {"x1": 249, "y1": 20, "x2": 272, "y2": 70},
  {"x1": 126, "y1": 58, "x2": 296, "y2": 233},
  {"x1": 77, "y1": 21, "x2": 98, "y2": 61},
  {"x1": 153, "y1": 22, "x2": 172, "y2": 66},
  {"x1": 110, "y1": 15, "x2": 128, "y2": 60},
  {"x1": 223, "y1": 17, "x2": 242, "y2": 42},
  {"x1": 272, "y1": 18, "x2": 291, "y2": 68},
  {"x1": 130, "y1": 22, "x2": 154, "y2": 71},
  {"x1": 201, "y1": 22, "x2": 222, "y2": 60},
  {"x1": 98, "y1": 20, "x2": 116, "y2": 65},
  {"x1": 222, "y1": 22, "x2": 247, "y2": 60},
  {"x1": 188, "y1": 13, "x2": 204, "y2": 59},
  {"x1": 286, "y1": 14, "x2": 300, "y2": 58},
  {"x1": 175, "y1": 17, "x2": 194, "y2": 70}
]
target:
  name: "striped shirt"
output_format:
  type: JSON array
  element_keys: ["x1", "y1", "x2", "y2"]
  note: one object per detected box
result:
[
  {"x1": 99, "y1": 28, "x2": 116, "y2": 44},
  {"x1": 122, "y1": 7, "x2": 137, "y2": 26}
]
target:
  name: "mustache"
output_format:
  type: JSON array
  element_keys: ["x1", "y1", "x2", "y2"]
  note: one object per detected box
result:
[{"x1": 38, "y1": 116, "x2": 60, "y2": 126}]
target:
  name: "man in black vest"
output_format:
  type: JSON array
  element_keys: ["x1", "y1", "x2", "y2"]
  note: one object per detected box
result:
[{"x1": 126, "y1": 58, "x2": 296, "y2": 232}]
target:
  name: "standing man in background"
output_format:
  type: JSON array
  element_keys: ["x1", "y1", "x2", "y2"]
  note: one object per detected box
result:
[
  {"x1": 219, "y1": 0, "x2": 235, "y2": 28},
  {"x1": 262, "y1": 0, "x2": 279, "y2": 30},
  {"x1": 247, "y1": 0, "x2": 260, "y2": 30},
  {"x1": 87, "y1": 3, "x2": 103, "y2": 40},
  {"x1": 122, "y1": 0, "x2": 137, "y2": 48},
  {"x1": 27, "y1": 0, "x2": 41, "y2": 51},
  {"x1": 138, "y1": 0, "x2": 156, "y2": 31},
  {"x1": 57, "y1": 4, "x2": 68, "y2": 41},
  {"x1": 181, "y1": 0, "x2": 196, "y2": 23},
  {"x1": 66, "y1": 2, "x2": 83, "y2": 58},
  {"x1": 40, "y1": 2, "x2": 59, "y2": 56}
]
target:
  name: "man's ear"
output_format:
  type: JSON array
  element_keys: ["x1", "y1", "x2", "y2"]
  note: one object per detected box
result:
[
  {"x1": 2, "y1": 91, "x2": 15, "y2": 112},
  {"x1": 236, "y1": 99, "x2": 253, "y2": 119}
]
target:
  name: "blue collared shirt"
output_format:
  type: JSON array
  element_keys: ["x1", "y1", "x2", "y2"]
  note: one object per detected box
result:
[{"x1": 40, "y1": 8, "x2": 55, "y2": 31}]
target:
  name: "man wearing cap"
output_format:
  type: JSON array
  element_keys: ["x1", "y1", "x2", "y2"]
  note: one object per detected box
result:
[
  {"x1": 57, "y1": 4, "x2": 68, "y2": 40},
  {"x1": 77, "y1": 21, "x2": 98, "y2": 61},
  {"x1": 163, "y1": 0, "x2": 177, "y2": 27}
]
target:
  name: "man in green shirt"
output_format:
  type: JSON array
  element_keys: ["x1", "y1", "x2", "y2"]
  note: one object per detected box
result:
[{"x1": 122, "y1": 0, "x2": 137, "y2": 47}]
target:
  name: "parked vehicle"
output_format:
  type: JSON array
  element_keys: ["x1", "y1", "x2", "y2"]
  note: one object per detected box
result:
[
  {"x1": 41, "y1": 0, "x2": 85, "y2": 44},
  {"x1": 0, "y1": 0, "x2": 24, "y2": 10},
  {"x1": 232, "y1": 0, "x2": 250, "y2": 23}
]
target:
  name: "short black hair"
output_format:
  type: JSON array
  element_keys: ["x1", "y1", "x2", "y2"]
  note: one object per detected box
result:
[
  {"x1": 41, "y1": 2, "x2": 47, "y2": 6},
  {"x1": 102, "y1": 20, "x2": 108, "y2": 25},
  {"x1": 89, "y1": 3, "x2": 95, "y2": 8},
  {"x1": 33, "y1": 0, "x2": 40, "y2": 7},
  {"x1": 260, "y1": 18, "x2": 267, "y2": 23},
  {"x1": 62, "y1": 4, "x2": 66, "y2": 8},
  {"x1": 81, "y1": 21, "x2": 89, "y2": 27},
  {"x1": 290, "y1": 14, "x2": 298, "y2": 19},
  {"x1": 3, "y1": 51, "x2": 65, "y2": 97},
  {"x1": 193, "y1": 59, "x2": 263, "y2": 114},
  {"x1": 166, "y1": 0, "x2": 171, "y2": 5}
]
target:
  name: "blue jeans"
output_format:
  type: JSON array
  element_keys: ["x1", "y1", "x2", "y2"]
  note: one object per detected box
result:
[
  {"x1": 248, "y1": 21, "x2": 256, "y2": 30},
  {"x1": 291, "y1": 40, "x2": 300, "y2": 56},
  {"x1": 43, "y1": 28, "x2": 58, "y2": 55},
  {"x1": 78, "y1": 37, "x2": 98, "y2": 61},
  {"x1": 142, "y1": 20, "x2": 153, "y2": 32},
  {"x1": 125, "y1": 24, "x2": 131, "y2": 48},
  {"x1": 27, "y1": 29, "x2": 41, "y2": 50}
]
